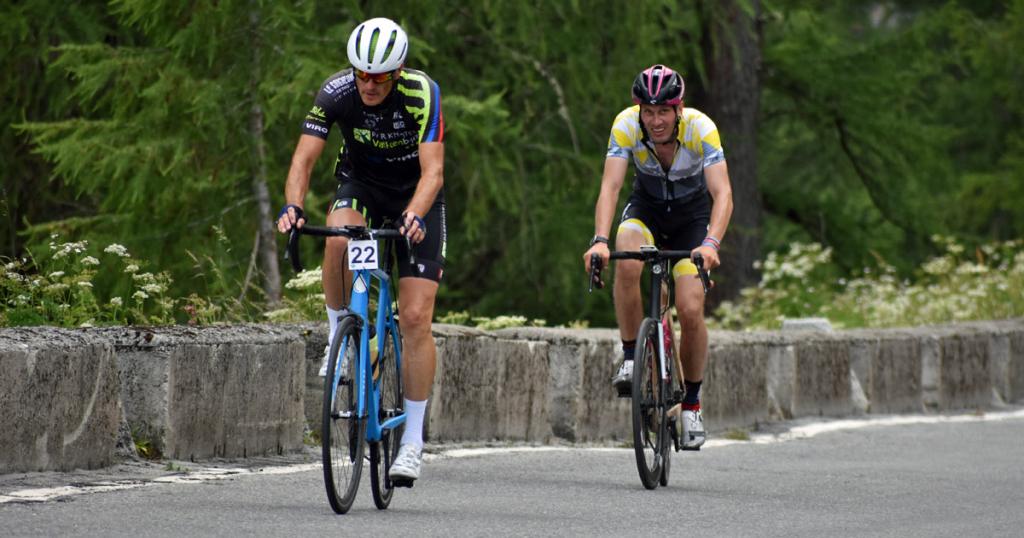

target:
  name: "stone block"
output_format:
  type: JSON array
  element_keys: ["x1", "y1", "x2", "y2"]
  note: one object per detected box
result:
[
  {"x1": 704, "y1": 341, "x2": 769, "y2": 430},
  {"x1": 791, "y1": 337, "x2": 852, "y2": 417},
  {"x1": 989, "y1": 334, "x2": 1011, "y2": 405},
  {"x1": 575, "y1": 337, "x2": 629, "y2": 442},
  {"x1": 1010, "y1": 330, "x2": 1024, "y2": 404},
  {"x1": 781, "y1": 317, "x2": 834, "y2": 332},
  {"x1": 766, "y1": 343, "x2": 796, "y2": 419},
  {"x1": 870, "y1": 333, "x2": 922, "y2": 414},
  {"x1": 937, "y1": 331, "x2": 991, "y2": 411},
  {"x1": 109, "y1": 326, "x2": 305, "y2": 461},
  {"x1": 0, "y1": 329, "x2": 121, "y2": 473}
]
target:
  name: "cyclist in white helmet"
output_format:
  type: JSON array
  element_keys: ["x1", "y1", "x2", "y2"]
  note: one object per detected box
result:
[
  {"x1": 277, "y1": 17, "x2": 446, "y2": 483},
  {"x1": 583, "y1": 64, "x2": 734, "y2": 450}
]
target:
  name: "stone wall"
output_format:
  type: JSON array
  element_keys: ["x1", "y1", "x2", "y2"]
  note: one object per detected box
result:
[{"x1": 2, "y1": 319, "x2": 1022, "y2": 473}]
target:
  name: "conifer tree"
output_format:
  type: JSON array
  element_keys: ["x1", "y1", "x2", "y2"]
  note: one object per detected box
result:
[{"x1": 19, "y1": 0, "x2": 339, "y2": 304}]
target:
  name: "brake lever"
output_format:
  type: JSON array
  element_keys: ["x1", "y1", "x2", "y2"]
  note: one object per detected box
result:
[
  {"x1": 286, "y1": 228, "x2": 303, "y2": 273},
  {"x1": 405, "y1": 235, "x2": 419, "y2": 275},
  {"x1": 692, "y1": 252, "x2": 711, "y2": 294},
  {"x1": 589, "y1": 253, "x2": 604, "y2": 292}
]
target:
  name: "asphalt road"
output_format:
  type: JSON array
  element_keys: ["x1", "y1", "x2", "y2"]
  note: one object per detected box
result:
[{"x1": 3, "y1": 409, "x2": 1023, "y2": 537}]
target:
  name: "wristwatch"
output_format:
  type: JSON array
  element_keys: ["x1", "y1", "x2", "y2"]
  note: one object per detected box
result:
[{"x1": 590, "y1": 235, "x2": 609, "y2": 247}]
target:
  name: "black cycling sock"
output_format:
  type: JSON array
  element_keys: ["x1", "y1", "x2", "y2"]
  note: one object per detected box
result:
[
  {"x1": 622, "y1": 339, "x2": 636, "y2": 362},
  {"x1": 683, "y1": 379, "x2": 702, "y2": 406}
]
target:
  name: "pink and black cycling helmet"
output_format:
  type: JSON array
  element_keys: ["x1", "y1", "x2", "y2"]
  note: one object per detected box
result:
[{"x1": 631, "y1": 64, "x2": 684, "y2": 106}]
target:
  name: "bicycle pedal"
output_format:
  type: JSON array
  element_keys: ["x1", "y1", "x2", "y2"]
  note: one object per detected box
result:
[
  {"x1": 391, "y1": 478, "x2": 415, "y2": 488},
  {"x1": 680, "y1": 446, "x2": 701, "y2": 452}
]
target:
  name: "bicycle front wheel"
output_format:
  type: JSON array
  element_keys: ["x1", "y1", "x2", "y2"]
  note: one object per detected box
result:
[
  {"x1": 632, "y1": 317, "x2": 667, "y2": 490},
  {"x1": 371, "y1": 320, "x2": 404, "y2": 510},
  {"x1": 322, "y1": 316, "x2": 366, "y2": 514}
]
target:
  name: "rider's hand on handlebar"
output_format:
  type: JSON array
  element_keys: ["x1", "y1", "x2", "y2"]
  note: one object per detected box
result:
[
  {"x1": 276, "y1": 204, "x2": 305, "y2": 233},
  {"x1": 584, "y1": 242, "x2": 610, "y2": 274},
  {"x1": 400, "y1": 211, "x2": 427, "y2": 244},
  {"x1": 693, "y1": 245, "x2": 720, "y2": 271}
]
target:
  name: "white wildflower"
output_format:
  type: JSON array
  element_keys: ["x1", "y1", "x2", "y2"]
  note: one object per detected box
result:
[
  {"x1": 110, "y1": 297, "x2": 123, "y2": 307},
  {"x1": 77, "y1": 281, "x2": 93, "y2": 288},
  {"x1": 81, "y1": 256, "x2": 100, "y2": 266},
  {"x1": 49, "y1": 271, "x2": 65, "y2": 279},
  {"x1": 132, "y1": 272, "x2": 156, "y2": 283},
  {"x1": 141, "y1": 283, "x2": 165, "y2": 294},
  {"x1": 285, "y1": 267, "x2": 323, "y2": 290},
  {"x1": 133, "y1": 291, "x2": 149, "y2": 301},
  {"x1": 103, "y1": 244, "x2": 130, "y2": 257},
  {"x1": 124, "y1": 264, "x2": 140, "y2": 274}
]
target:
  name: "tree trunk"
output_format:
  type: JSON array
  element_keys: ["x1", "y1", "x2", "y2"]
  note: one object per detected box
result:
[
  {"x1": 248, "y1": 6, "x2": 281, "y2": 305},
  {"x1": 702, "y1": 0, "x2": 763, "y2": 308}
]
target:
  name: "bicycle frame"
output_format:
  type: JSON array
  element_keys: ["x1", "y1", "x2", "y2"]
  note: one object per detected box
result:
[
  {"x1": 287, "y1": 224, "x2": 411, "y2": 442},
  {"x1": 594, "y1": 246, "x2": 710, "y2": 382},
  {"x1": 332, "y1": 264, "x2": 406, "y2": 443},
  {"x1": 642, "y1": 247, "x2": 673, "y2": 382}
]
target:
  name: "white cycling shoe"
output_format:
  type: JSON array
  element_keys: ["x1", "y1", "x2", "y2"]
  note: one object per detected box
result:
[
  {"x1": 681, "y1": 409, "x2": 706, "y2": 450},
  {"x1": 389, "y1": 443, "x2": 423, "y2": 482},
  {"x1": 612, "y1": 360, "x2": 633, "y2": 397}
]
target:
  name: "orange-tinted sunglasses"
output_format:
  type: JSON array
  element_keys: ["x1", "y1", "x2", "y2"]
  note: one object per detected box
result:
[{"x1": 354, "y1": 69, "x2": 398, "y2": 83}]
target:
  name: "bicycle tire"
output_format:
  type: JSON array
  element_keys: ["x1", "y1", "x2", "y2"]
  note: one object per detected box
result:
[
  {"x1": 632, "y1": 317, "x2": 666, "y2": 489},
  {"x1": 371, "y1": 321, "x2": 404, "y2": 509},
  {"x1": 322, "y1": 316, "x2": 366, "y2": 514}
]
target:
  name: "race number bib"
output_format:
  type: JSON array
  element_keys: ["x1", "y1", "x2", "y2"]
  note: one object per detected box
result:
[{"x1": 347, "y1": 240, "x2": 379, "y2": 270}]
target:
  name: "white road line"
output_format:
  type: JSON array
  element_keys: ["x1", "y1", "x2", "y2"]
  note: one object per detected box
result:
[{"x1": 3, "y1": 408, "x2": 1022, "y2": 504}]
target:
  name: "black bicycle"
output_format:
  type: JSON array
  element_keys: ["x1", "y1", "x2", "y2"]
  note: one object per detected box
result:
[{"x1": 590, "y1": 246, "x2": 711, "y2": 489}]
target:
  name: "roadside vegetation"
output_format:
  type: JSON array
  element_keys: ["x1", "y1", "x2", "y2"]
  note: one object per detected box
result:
[{"x1": 4, "y1": 234, "x2": 1021, "y2": 330}]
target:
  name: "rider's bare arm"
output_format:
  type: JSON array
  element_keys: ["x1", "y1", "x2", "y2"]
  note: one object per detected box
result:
[
  {"x1": 697, "y1": 160, "x2": 733, "y2": 268},
  {"x1": 278, "y1": 134, "x2": 327, "y2": 232},
  {"x1": 584, "y1": 156, "x2": 630, "y2": 272},
  {"x1": 593, "y1": 156, "x2": 630, "y2": 239},
  {"x1": 400, "y1": 141, "x2": 444, "y2": 241},
  {"x1": 403, "y1": 141, "x2": 444, "y2": 218}
]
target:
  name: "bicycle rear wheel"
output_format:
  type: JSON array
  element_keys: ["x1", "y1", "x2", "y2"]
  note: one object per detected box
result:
[
  {"x1": 632, "y1": 317, "x2": 667, "y2": 490},
  {"x1": 371, "y1": 321, "x2": 404, "y2": 509},
  {"x1": 322, "y1": 316, "x2": 366, "y2": 514}
]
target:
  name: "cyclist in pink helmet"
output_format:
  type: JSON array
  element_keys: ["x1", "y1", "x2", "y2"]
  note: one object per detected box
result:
[{"x1": 584, "y1": 64, "x2": 734, "y2": 450}]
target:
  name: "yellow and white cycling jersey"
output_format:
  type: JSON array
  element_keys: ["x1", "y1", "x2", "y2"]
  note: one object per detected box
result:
[{"x1": 607, "y1": 105, "x2": 725, "y2": 202}]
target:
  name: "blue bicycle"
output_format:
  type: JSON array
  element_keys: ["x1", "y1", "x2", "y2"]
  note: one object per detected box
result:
[{"x1": 287, "y1": 224, "x2": 412, "y2": 514}]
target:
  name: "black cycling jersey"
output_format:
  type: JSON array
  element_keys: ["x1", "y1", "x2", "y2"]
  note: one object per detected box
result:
[{"x1": 301, "y1": 67, "x2": 444, "y2": 193}]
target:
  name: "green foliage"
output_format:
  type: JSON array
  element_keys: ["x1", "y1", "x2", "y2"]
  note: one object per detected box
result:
[
  {"x1": 13, "y1": 0, "x2": 334, "y2": 309},
  {"x1": 0, "y1": 0, "x2": 122, "y2": 258},
  {"x1": 760, "y1": 1, "x2": 1024, "y2": 274},
  {"x1": 5, "y1": 0, "x2": 1023, "y2": 328}
]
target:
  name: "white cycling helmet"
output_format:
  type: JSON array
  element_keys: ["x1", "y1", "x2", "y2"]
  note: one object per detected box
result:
[{"x1": 346, "y1": 17, "x2": 408, "y2": 73}]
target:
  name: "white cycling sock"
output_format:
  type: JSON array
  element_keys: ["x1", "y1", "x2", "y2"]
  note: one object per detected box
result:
[
  {"x1": 326, "y1": 306, "x2": 343, "y2": 344},
  {"x1": 401, "y1": 399, "x2": 427, "y2": 449}
]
